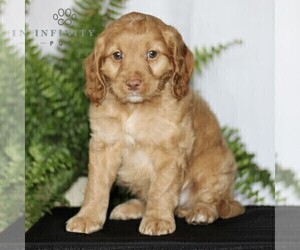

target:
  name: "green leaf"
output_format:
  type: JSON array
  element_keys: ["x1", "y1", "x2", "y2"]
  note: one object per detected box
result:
[{"x1": 194, "y1": 39, "x2": 242, "y2": 75}]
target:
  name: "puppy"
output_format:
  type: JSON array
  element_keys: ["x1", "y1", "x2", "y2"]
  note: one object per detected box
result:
[{"x1": 66, "y1": 12, "x2": 244, "y2": 236}]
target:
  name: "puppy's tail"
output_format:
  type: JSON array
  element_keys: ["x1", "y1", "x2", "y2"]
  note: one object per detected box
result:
[{"x1": 217, "y1": 199, "x2": 245, "y2": 219}]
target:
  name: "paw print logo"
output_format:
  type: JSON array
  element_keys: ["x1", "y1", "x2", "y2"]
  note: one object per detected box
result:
[{"x1": 53, "y1": 8, "x2": 76, "y2": 26}]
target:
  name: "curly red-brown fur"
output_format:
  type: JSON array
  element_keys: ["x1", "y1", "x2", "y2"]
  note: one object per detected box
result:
[{"x1": 67, "y1": 12, "x2": 244, "y2": 236}]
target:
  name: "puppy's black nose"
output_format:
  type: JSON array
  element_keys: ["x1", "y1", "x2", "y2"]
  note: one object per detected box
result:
[{"x1": 126, "y1": 79, "x2": 142, "y2": 91}]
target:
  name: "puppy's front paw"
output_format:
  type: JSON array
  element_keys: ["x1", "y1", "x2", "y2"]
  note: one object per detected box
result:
[
  {"x1": 139, "y1": 216, "x2": 175, "y2": 236},
  {"x1": 66, "y1": 215, "x2": 103, "y2": 234}
]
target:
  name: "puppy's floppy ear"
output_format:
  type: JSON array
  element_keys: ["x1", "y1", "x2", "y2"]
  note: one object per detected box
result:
[
  {"x1": 163, "y1": 27, "x2": 194, "y2": 100},
  {"x1": 84, "y1": 39, "x2": 106, "y2": 105}
]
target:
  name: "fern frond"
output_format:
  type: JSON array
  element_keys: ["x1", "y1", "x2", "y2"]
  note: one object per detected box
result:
[
  {"x1": 194, "y1": 39, "x2": 242, "y2": 75},
  {"x1": 276, "y1": 164, "x2": 300, "y2": 200},
  {"x1": 222, "y1": 127, "x2": 275, "y2": 204},
  {"x1": 25, "y1": 28, "x2": 87, "y2": 229}
]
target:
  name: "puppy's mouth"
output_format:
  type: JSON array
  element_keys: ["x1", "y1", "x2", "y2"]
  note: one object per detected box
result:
[{"x1": 126, "y1": 92, "x2": 144, "y2": 103}]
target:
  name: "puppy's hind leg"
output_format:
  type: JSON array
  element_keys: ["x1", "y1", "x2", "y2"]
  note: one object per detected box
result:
[
  {"x1": 217, "y1": 198, "x2": 245, "y2": 219},
  {"x1": 184, "y1": 198, "x2": 245, "y2": 225},
  {"x1": 109, "y1": 199, "x2": 146, "y2": 220},
  {"x1": 178, "y1": 147, "x2": 244, "y2": 225}
]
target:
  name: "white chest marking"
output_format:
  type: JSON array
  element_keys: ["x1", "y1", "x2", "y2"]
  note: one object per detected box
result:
[{"x1": 123, "y1": 111, "x2": 141, "y2": 146}]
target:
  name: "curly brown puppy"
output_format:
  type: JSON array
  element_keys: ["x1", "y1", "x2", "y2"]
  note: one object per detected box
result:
[{"x1": 66, "y1": 12, "x2": 244, "y2": 236}]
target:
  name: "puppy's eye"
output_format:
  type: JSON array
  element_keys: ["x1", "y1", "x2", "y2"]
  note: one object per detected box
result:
[
  {"x1": 112, "y1": 51, "x2": 123, "y2": 61},
  {"x1": 148, "y1": 50, "x2": 158, "y2": 59}
]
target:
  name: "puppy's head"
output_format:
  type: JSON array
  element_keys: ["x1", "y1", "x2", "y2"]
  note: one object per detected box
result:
[{"x1": 85, "y1": 12, "x2": 194, "y2": 105}]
